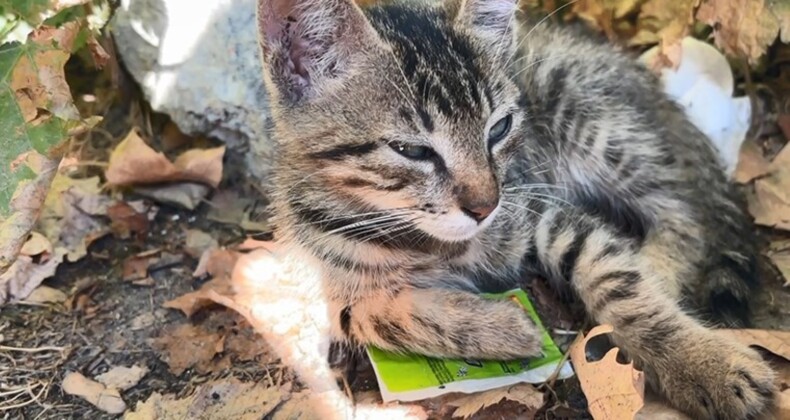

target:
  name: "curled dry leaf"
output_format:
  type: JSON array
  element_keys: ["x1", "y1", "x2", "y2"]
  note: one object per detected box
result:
[
  {"x1": 124, "y1": 379, "x2": 285, "y2": 420},
  {"x1": 95, "y1": 365, "x2": 148, "y2": 391},
  {"x1": 0, "y1": 154, "x2": 59, "y2": 294},
  {"x1": 184, "y1": 229, "x2": 218, "y2": 259},
  {"x1": 748, "y1": 145, "x2": 790, "y2": 231},
  {"x1": 447, "y1": 383, "x2": 544, "y2": 419},
  {"x1": 767, "y1": 240, "x2": 790, "y2": 287},
  {"x1": 569, "y1": 325, "x2": 645, "y2": 420},
  {"x1": 149, "y1": 323, "x2": 224, "y2": 376},
  {"x1": 696, "y1": 0, "x2": 780, "y2": 64},
  {"x1": 105, "y1": 129, "x2": 225, "y2": 188},
  {"x1": 631, "y1": 0, "x2": 700, "y2": 68},
  {"x1": 23, "y1": 285, "x2": 68, "y2": 304},
  {"x1": 107, "y1": 201, "x2": 149, "y2": 240},
  {"x1": 734, "y1": 141, "x2": 770, "y2": 184},
  {"x1": 20, "y1": 232, "x2": 53, "y2": 257},
  {"x1": 206, "y1": 190, "x2": 270, "y2": 232},
  {"x1": 62, "y1": 371, "x2": 127, "y2": 414},
  {"x1": 718, "y1": 329, "x2": 790, "y2": 360}
]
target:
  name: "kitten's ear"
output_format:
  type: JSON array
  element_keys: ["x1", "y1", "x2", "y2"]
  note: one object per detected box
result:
[
  {"x1": 453, "y1": 0, "x2": 518, "y2": 58},
  {"x1": 256, "y1": 0, "x2": 379, "y2": 104}
]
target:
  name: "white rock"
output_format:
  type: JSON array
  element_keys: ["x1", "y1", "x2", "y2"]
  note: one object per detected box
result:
[
  {"x1": 640, "y1": 38, "x2": 751, "y2": 177},
  {"x1": 110, "y1": 0, "x2": 273, "y2": 180}
]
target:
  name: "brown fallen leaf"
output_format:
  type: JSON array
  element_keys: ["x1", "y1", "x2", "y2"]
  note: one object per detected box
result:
[
  {"x1": 107, "y1": 201, "x2": 149, "y2": 240},
  {"x1": 184, "y1": 229, "x2": 219, "y2": 259},
  {"x1": 149, "y1": 323, "x2": 224, "y2": 376},
  {"x1": 95, "y1": 365, "x2": 148, "y2": 391},
  {"x1": 122, "y1": 254, "x2": 157, "y2": 282},
  {"x1": 734, "y1": 140, "x2": 770, "y2": 184},
  {"x1": 0, "y1": 154, "x2": 59, "y2": 299},
  {"x1": 22, "y1": 285, "x2": 68, "y2": 304},
  {"x1": 766, "y1": 240, "x2": 790, "y2": 287},
  {"x1": 718, "y1": 329, "x2": 790, "y2": 360},
  {"x1": 631, "y1": 0, "x2": 700, "y2": 68},
  {"x1": 20, "y1": 232, "x2": 53, "y2": 257},
  {"x1": 10, "y1": 24, "x2": 81, "y2": 122},
  {"x1": 0, "y1": 252, "x2": 64, "y2": 304},
  {"x1": 569, "y1": 325, "x2": 644, "y2": 420},
  {"x1": 447, "y1": 384, "x2": 544, "y2": 418},
  {"x1": 193, "y1": 248, "x2": 241, "y2": 279},
  {"x1": 38, "y1": 174, "x2": 113, "y2": 263},
  {"x1": 696, "y1": 0, "x2": 779, "y2": 64},
  {"x1": 206, "y1": 190, "x2": 270, "y2": 232},
  {"x1": 105, "y1": 129, "x2": 225, "y2": 188},
  {"x1": 235, "y1": 237, "x2": 274, "y2": 252},
  {"x1": 134, "y1": 182, "x2": 212, "y2": 210},
  {"x1": 62, "y1": 371, "x2": 127, "y2": 414},
  {"x1": 748, "y1": 145, "x2": 790, "y2": 231},
  {"x1": 124, "y1": 378, "x2": 285, "y2": 420}
]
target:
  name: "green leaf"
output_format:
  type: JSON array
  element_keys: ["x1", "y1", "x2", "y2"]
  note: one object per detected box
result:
[{"x1": 0, "y1": 27, "x2": 80, "y2": 217}]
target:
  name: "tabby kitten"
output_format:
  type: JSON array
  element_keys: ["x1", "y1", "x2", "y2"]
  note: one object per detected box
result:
[{"x1": 256, "y1": 0, "x2": 776, "y2": 418}]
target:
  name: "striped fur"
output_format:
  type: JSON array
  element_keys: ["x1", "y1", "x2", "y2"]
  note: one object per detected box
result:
[{"x1": 256, "y1": 1, "x2": 776, "y2": 418}]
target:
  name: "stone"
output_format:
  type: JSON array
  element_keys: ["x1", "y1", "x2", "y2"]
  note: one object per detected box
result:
[{"x1": 110, "y1": 0, "x2": 272, "y2": 180}]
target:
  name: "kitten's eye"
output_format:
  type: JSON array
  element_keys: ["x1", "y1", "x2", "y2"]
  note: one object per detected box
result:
[
  {"x1": 488, "y1": 114, "x2": 513, "y2": 146},
  {"x1": 389, "y1": 142, "x2": 435, "y2": 160}
]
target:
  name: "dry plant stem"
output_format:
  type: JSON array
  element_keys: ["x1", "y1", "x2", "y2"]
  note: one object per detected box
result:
[
  {"x1": 0, "y1": 345, "x2": 67, "y2": 353},
  {"x1": 0, "y1": 156, "x2": 60, "y2": 277}
]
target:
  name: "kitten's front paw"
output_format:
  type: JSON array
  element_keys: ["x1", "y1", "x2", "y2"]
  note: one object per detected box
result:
[
  {"x1": 659, "y1": 333, "x2": 775, "y2": 420},
  {"x1": 480, "y1": 299, "x2": 544, "y2": 359}
]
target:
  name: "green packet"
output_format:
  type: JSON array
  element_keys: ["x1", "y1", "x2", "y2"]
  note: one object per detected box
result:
[{"x1": 366, "y1": 289, "x2": 575, "y2": 402}]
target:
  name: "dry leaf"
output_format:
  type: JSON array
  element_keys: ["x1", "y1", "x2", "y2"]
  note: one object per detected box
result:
[
  {"x1": 38, "y1": 174, "x2": 112, "y2": 263},
  {"x1": 0, "y1": 155, "x2": 59, "y2": 299},
  {"x1": 20, "y1": 232, "x2": 53, "y2": 257},
  {"x1": 193, "y1": 248, "x2": 241, "y2": 279},
  {"x1": 447, "y1": 384, "x2": 544, "y2": 418},
  {"x1": 150, "y1": 323, "x2": 224, "y2": 376},
  {"x1": 569, "y1": 325, "x2": 644, "y2": 419},
  {"x1": 235, "y1": 237, "x2": 274, "y2": 251},
  {"x1": 124, "y1": 379, "x2": 285, "y2": 420},
  {"x1": 122, "y1": 255, "x2": 156, "y2": 282},
  {"x1": 105, "y1": 129, "x2": 225, "y2": 187},
  {"x1": 734, "y1": 140, "x2": 771, "y2": 184},
  {"x1": 107, "y1": 201, "x2": 149, "y2": 240},
  {"x1": 718, "y1": 329, "x2": 790, "y2": 360},
  {"x1": 133, "y1": 182, "x2": 212, "y2": 210},
  {"x1": 767, "y1": 240, "x2": 790, "y2": 287},
  {"x1": 0, "y1": 252, "x2": 64, "y2": 304},
  {"x1": 10, "y1": 24, "x2": 81, "y2": 122},
  {"x1": 184, "y1": 229, "x2": 219, "y2": 259},
  {"x1": 206, "y1": 190, "x2": 270, "y2": 232},
  {"x1": 772, "y1": 1, "x2": 790, "y2": 43},
  {"x1": 62, "y1": 372, "x2": 127, "y2": 414},
  {"x1": 749, "y1": 170, "x2": 790, "y2": 231},
  {"x1": 95, "y1": 365, "x2": 148, "y2": 391},
  {"x1": 22, "y1": 285, "x2": 67, "y2": 304},
  {"x1": 632, "y1": 0, "x2": 700, "y2": 68},
  {"x1": 696, "y1": 0, "x2": 780, "y2": 64}
]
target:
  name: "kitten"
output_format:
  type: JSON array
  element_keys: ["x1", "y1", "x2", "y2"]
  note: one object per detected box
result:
[{"x1": 256, "y1": 0, "x2": 777, "y2": 418}]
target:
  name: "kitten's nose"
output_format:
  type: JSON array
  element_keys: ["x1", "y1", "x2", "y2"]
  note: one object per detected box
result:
[{"x1": 461, "y1": 201, "x2": 498, "y2": 223}]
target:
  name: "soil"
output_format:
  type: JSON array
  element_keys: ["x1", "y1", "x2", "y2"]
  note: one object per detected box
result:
[{"x1": 2, "y1": 30, "x2": 790, "y2": 420}]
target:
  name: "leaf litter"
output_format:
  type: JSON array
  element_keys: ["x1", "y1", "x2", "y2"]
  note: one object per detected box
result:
[{"x1": 4, "y1": 1, "x2": 790, "y2": 419}]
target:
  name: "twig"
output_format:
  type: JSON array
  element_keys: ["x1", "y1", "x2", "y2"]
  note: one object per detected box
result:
[
  {"x1": 0, "y1": 345, "x2": 66, "y2": 353},
  {"x1": 0, "y1": 382, "x2": 47, "y2": 412}
]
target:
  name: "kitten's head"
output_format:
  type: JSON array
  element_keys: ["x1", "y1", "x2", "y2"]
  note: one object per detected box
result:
[{"x1": 258, "y1": 0, "x2": 525, "y2": 243}]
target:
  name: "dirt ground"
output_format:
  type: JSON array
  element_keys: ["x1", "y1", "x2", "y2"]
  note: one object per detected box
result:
[{"x1": 2, "y1": 34, "x2": 790, "y2": 420}]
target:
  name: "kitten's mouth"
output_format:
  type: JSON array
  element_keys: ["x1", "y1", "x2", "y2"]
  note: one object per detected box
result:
[{"x1": 416, "y1": 205, "x2": 500, "y2": 243}]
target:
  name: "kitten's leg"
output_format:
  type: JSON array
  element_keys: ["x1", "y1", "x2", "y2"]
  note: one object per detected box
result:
[
  {"x1": 337, "y1": 287, "x2": 543, "y2": 360},
  {"x1": 533, "y1": 207, "x2": 776, "y2": 420}
]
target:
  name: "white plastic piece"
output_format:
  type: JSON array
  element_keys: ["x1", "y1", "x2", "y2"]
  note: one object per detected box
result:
[{"x1": 640, "y1": 37, "x2": 751, "y2": 177}]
